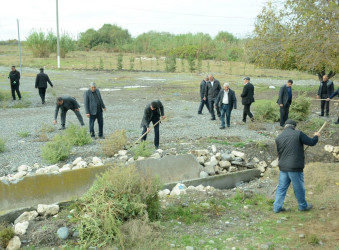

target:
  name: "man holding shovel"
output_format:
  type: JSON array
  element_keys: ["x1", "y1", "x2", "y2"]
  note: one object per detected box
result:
[{"x1": 140, "y1": 100, "x2": 165, "y2": 149}]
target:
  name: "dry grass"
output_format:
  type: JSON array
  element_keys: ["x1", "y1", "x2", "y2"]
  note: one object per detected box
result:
[{"x1": 100, "y1": 129, "x2": 127, "y2": 157}]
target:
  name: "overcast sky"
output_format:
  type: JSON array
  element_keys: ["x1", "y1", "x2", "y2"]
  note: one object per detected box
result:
[{"x1": 0, "y1": 0, "x2": 267, "y2": 41}]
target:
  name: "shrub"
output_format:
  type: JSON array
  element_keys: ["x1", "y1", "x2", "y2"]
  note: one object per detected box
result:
[
  {"x1": 101, "y1": 129, "x2": 127, "y2": 157},
  {"x1": 0, "y1": 137, "x2": 5, "y2": 153},
  {"x1": 165, "y1": 56, "x2": 176, "y2": 72},
  {"x1": 40, "y1": 123, "x2": 55, "y2": 133},
  {"x1": 64, "y1": 123, "x2": 92, "y2": 146},
  {"x1": 131, "y1": 141, "x2": 153, "y2": 159},
  {"x1": 0, "y1": 224, "x2": 15, "y2": 248},
  {"x1": 253, "y1": 100, "x2": 279, "y2": 123},
  {"x1": 26, "y1": 30, "x2": 54, "y2": 58},
  {"x1": 289, "y1": 95, "x2": 311, "y2": 121},
  {"x1": 75, "y1": 164, "x2": 161, "y2": 248},
  {"x1": 41, "y1": 134, "x2": 72, "y2": 164},
  {"x1": 129, "y1": 56, "x2": 135, "y2": 71},
  {"x1": 117, "y1": 53, "x2": 123, "y2": 70},
  {"x1": 187, "y1": 55, "x2": 196, "y2": 72}
]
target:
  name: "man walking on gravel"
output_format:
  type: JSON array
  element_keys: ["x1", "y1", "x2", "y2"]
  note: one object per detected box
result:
[
  {"x1": 277, "y1": 80, "x2": 293, "y2": 127},
  {"x1": 84, "y1": 82, "x2": 106, "y2": 139},
  {"x1": 198, "y1": 75, "x2": 210, "y2": 115},
  {"x1": 140, "y1": 100, "x2": 166, "y2": 149},
  {"x1": 317, "y1": 75, "x2": 334, "y2": 116},
  {"x1": 204, "y1": 74, "x2": 221, "y2": 120},
  {"x1": 8, "y1": 66, "x2": 21, "y2": 101},
  {"x1": 273, "y1": 119, "x2": 320, "y2": 213},
  {"x1": 215, "y1": 82, "x2": 237, "y2": 129},
  {"x1": 35, "y1": 68, "x2": 53, "y2": 104},
  {"x1": 240, "y1": 77, "x2": 255, "y2": 123},
  {"x1": 53, "y1": 96, "x2": 85, "y2": 130}
]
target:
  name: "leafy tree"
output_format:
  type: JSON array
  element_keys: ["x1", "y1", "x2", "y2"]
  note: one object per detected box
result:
[
  {"x1": 250, "y1": 0, "x2": 339, "y2": 78},
  {"x1": 59, "y1": 33, "x2": 76, "y2": 58},
  {"x1": 26, "y1": 31, "x2": 54, "y2": 58},
  {"x1": 78, "y1": 28, "x2": 101, "y2": 50}
]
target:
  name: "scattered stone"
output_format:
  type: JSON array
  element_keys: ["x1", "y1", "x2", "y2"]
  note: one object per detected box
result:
[
  {"x1": 246, "y1": 163, "x2": 255, "y2": 169},
  {"x1": 201, "y1": 203, "x2": 210, "y2": 208},
  {"x1": 204, "y1": 165, "x2": 216, "y2": 175},
  {"x1": 231, "y1": 161, "x2": 245, "y2": 167},
  {"x1": 33, "y1": 163, "x2": 40, "y2": 169},
  {"x1": 324, "y1": 145, "x2": 334, "y2": 153},
  {"x1": 197, "y1": 156, "x2": 205, "y2": 164},
  {"x1": 200, "y1": 171, "x2": 209, "y2": 178},
  {"x1": 185, "y1": 247, "x2": 194, "y2": 250},
  {"x1": 170, "y1": 183, "x2": 187, "y2": 196},
  {"x1": 127, "y1": 157, "x2": 135, "y2": 164},
  {"x1": 57, "y1": 227, "x2": 69, "y2": 240},
  {"x1": 215, "y1": 152, "x2": 221, "y2": 160},
  {"x1": 333, "y1": 146, "x2": 339, "y2": 154},
  {"x1": 14, "y1": 211, "x2": 38, "y2": 225},
  {"x1": 228, "y1": 166, "x2": 238, "y2": 172},
  {"x1": 12, "y1": 171, "x2": 27, "y2": 180},
  {"x1": 76, "y1": 161, "x2": 88, "y2": 168},
  {"x1": 150, "y1": 153, "x2": 161, "y2": 159},
  {"x1": 221, "y1": 153, "x2": 234, "y2": 161},
  {"x1": 257, "y1": 161, "x2": 267, "y2": 173},
  {"x1": 252, "y1": 157, "x2": 260, "y2": 163},
  {"x1": 14, "y1": 221, "x2": 29, "y2": 235},
  {"x1": 219, "y1": 161, "x2": 231, "y2": 169},
  {"x1": 72, "y1": 165, "x2": 82, "y2": 170},
  {"x1": 208, "y1": 240, "x2": 215, "y2": 244},
  {"x1": 119, "y1": 155, "x2": 128, "y2": 161},
  {"x1": 191, "y1": 150, "x2": 209, "y2": 157},
  {"x1": 234, "y1": 156, "x2": 243, "y2": 162},
  {"x1": 17, "y1": 165, "x2": 29, "y2": 172},
  {"x1": 243, "y1": 205, "x2": 249, "y2": 210},
  {"x1": 231, "y1": 150, "x2": 245, "y2": 158},
  {"x1": 270, "y1": 159, "x2": 279, "y2": 168},
  {"x1": 158, "y1": 189, "x2": 170, "y2": 197},
  {"x1": 170, "y1": 244, "x2": 176, "y2": 248},
  {"x1": 72, "y1": 230, "x2": 80, "y2": 238},
  {"x1": 72, "y1": 157, "x2": 83, "y2": 166},
  {"x1": 6, "y1": 236, "x2": 21, "y2": 250},
  {"x1": 118, "y1": 150, "x2": 128, "y2": 156},
  {"x1": 92, "y1": 157, "x2": 103, "y2": 166},
  {"x1": 198, "y1": 240, "x2": 206, "y2": 245},
  {"x1": 156, "y1": 148, "x2": 164, "y2": 155},
  {"x1": 37, "y1": 204, "x2": 59, "y2": 216},
  {"x1": 59, "y1": 164, "x2": 71, "y2": 172},
  {"x1": 261, "y1": 242, "x2": 273, "y2": 249},
  {"x1": 137, "y1": 156, "x2": 145, "y2": 161},
  {"x1": 299, "y1": 234, "x2": 305, "y2": 238},
  {"x1": 211, "y1": 145, "x2": 217, "y2": 153},
  {"x1": 269, "y1": 85, "x2": 276, "y2": 89}
]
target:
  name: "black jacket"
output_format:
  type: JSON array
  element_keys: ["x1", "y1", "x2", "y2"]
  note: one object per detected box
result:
[
  {"x1": 241, "y1": 82, "x2": 255, "y2": 105},
  {"x1": 329, "y1": 87, "x2": 339, "y2": 99},
  {"x1": 84, "y1": 89, "x2": 106, "y2": 115},
  {"x1": 317, "y1": 80, "x2": 334, "y2": 98},
  {"x1": 8, "y1": 70, "x2": 20, "y2": 85},
  {"x1": 277, "y1": 84, "x2": 292, "y2": 106},
  {"x1": 275, "y1": 127, "x2": 318, "y2": 172},
  {"x1": 200, "y1": 80, "x2": 207, "y2": 99},
  {"x1": 215, "y1": 89, "x2": 237, "y2": 111},
  {"x1": 35, "y1": 72, "x2": 53, "y2": 88},
  {"x1": 54, "y1": 96, "x2": 81, "y2": 120},
  {"x1": 140, "y1": 100, "x2": 164, "y2": 128},
  {"x1": 204, "y1": 79, "x2": 221, "y2": 100}
]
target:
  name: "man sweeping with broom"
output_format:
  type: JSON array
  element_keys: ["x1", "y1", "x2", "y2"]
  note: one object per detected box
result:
[{"x1": 140, "y1": 100, "x2": 166, "y2": 149}]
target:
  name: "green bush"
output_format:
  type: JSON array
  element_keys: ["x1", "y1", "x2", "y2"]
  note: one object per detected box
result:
[
  {"x1": 101, "y1": 129, "x2": 127, "y2": 157},
  {"x1": 165, "y1": 56, "x2": 176, "y2": 72},
  {"x1": 26, "y1": 30, "x2": 54, "y2": 58},
  {"x1": 75, "y1": 164, "x2": 161, "y2": 248},
  {"x1": 0, "y1": 137, "x2": 5, "y2": 153},
  {"x1": 253, "y1": 100, "x2": 279, "y2": 123},
  {"x1": 131, "y1": 141, "x2": 153, "y2": 159},
  {"x1": 41, "y1": 134, "x2": 72, "y2": 164},
  {"x1": 64, "y1": 123, "x2": 92, "y2": 146},
  {"x1": 117, "y1": 53, "x2": 123, "y2": 70},
  {"x1": 289, "y1": 95, "x2": 311, "y2": 121},
  {"x1": 0, "y1": 224, "x2": 15, "y2": 249}
]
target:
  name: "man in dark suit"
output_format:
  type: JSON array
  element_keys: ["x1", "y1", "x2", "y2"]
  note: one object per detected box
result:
[
  {"x1": 35, "y1": 68, "x2": 53, "y2": 104},
  {"x1": 277, "y1": 80, "x2": 293, "y2": 127},
  {"x1": 204, "y1": 75, "x2": 221, "y2": 120},
  {"x1": 241, "y1": 77, "x2": 255, "y2": 123},
  {"x1": 198, "y1": 75, "x2": 210, "y2": 114},
  {"x1": 140, "y1": 100, "x2": 166, "y2": 149},
  {"x1": 326, "y1": 81, "x2": 339, "y2": 124},
  {"x1": 317, "y1": 75, "x2": 334, "y2": 116},
  {"x1": 84, "y1": 82, "x2": 106, "y2": 139},
  {"x1": 215, "y1": 82, "x2": 237, "y2": 129},
  {"x1": 53, "y1": 96, "x2": 85, "y2": 130},
  {"x1": 8, "y1": 66, "x2": 21, "y2": 100}
]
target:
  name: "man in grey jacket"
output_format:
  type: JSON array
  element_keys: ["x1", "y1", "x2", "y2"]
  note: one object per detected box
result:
[
  {"x1": 277, "y1": 80, "x2": 293, "y2": 127},
  {"x1": 84, "y1": 82, "x2": 106, "y2": 138},
  {"x1": 53, "y1": 96, "x2": 85, "y2": 130}
]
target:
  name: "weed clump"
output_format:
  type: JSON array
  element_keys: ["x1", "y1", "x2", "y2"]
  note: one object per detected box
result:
[
  {"x1": 101, "y1": 129, "x2": 127, "y2": 157},
  {"x1": 18, "y1": 131, "x2": 30, "y2": 138},
  {"x1": 75, "y1": 164, "x2": 161, "y2": 248},
  {"x1": 131, "y1": 141, "x2": 153, "y2": 159},
  {"x1": 253, "y1": 100, "x2": 279, "y2": 123},
  {"x1": 64, "y1": 123, "x2": 92, "y2": 146},
  {"x1": 0, "y1": 137, "x2": 5, "y2": 153},
  {"x1": 0, "y1": 224, "x2": 15, "y2": 249},
  {"x1": 289, "y1": 95, "x2": 311, "y2": 121},
  {"x1": 41, "y1": 134, "x2": 72, "y2": 164}
]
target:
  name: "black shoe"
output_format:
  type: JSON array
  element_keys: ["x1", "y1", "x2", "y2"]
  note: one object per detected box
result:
[
  {"x1": 19, "y1": 98, "x2": 21, "y2": 100},
  {"x1": 198, "y1": 112, "x2": 202, "y2": 115},
  {"x1": 98, "y1": 136, "x2": 105, "y2": 139},
  {"x1": 42, "y1": 101, "x2": 45, "y2": 104},
  {"x1": 211, "y1": 117, "x2": 216, "y2": 120},
  {"x1": 59, "y1": 126, "x2": 66, "y2": 130},
  {"x1": 227, "y1": 125, "x2": 230, "y2": 128},
  {"x1": 326, "y1": 114, "x2": 329, "y2": 117},
  {"x1": 299, "y1": 204, "x2": 313, "y2": 212},
  {"x1": 335, "y1": 121, "x2": 339, "y2": 125},
  {"x1": 319, "y1": 114, "x2": 324, "y2": 117},
  {"x1": 251, "y1": 117, "x2": 255, "y2": 122},
  {"x1": 155, "y1": 146, "x2": 159, "y2": 150},
  {"x1": 219, "y1": 126, "x2": 225, "y2": 129}
]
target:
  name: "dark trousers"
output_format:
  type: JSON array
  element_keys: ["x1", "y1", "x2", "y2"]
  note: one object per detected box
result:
[
  {"x1": 89, "y1": 110, "x2": 104, "y2": 137},
  {"x1": 38, "y1": 88, "x2": 47, "y2": 103},
  {"x1": 11, "y1": 84, "x2": 21, "y2": 100},
  {"x1": 320, "y1": 100, "x2": 329, "y2": 115},
  {"x1": 208, "y1": 99, "x2": 220, "y2": 118},
  {"x1": 243, "y1": 104, "x2": 253, "y2": 122},
  {"x1": 60, "y1": 108, "x2": 85, "y2": 127},
  {"x1": 198, "y1": 98, "x2": 210, "y2": 114},
  {"x1": 141, "y1": 116, "x2": 160, "y2": 147},
  {"x1": 280, "y1": 103, "x2": 290, "y2": 127}
]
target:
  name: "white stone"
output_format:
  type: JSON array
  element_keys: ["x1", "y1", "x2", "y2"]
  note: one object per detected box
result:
[
  {"x1": 210, "y1": 156, "x2": 218, "y2": 166},
  {"x1": 270, "y1": 159, "x2": 279, "y2": 168},
  {"x1": 170, "y1": 183, "x2": 187, "y2": 196},
  {"x1": 191, "y1": 150, "x2": 209, "y2": 157},
  {"x1": 158, "y1": 189, "x2": 170, "y2": 197},
  {"x1": 211, "y1": 145, "x2": 217, "y2": 153},
  {"x1": 0, "y1": 176, "x2": 8, "y2": 183},
  {"x1": 137, "y1": 156, "x2": 145, "y2": 161},
  {"x1": 33, "y1": 163, "x2": 40, "y2": 169},
  {"x1": 204, "y1": 165, "x2": 215, "y2": 175},
  {"x1": 200, "y1": 171, "x2": 209, "y2": 178},
  {"x1": 118, "y1": 150, "x2": 128, "y2": 156},
  {"x1": 13, "y1": 171, "x2": 27, "y2": 179},
  {"x1": 215, "y1": 152, "x2": 221, "y2": 161},
  {"x1": 17, "y1": 165, "x2": 29, "y2": 172},
  {"x1": 252, "y1": 157, "x2": 260, "y2": 163},
  {"x1": 324, "y1": 145, "x2": 334, "y2": 153},
  {"x1": 231, "y1": 150, "x2": 245, "y2": 158},
  {"x1": 6, "y1": 236, "x2": 21, "y2": 250},
  {"x1": 195, "y1": 185, "x2": 205, "y2": 192},
  {"x1": 333, "y1": 146, "x2": 339, "y2": 154},
  {"x1": 150, "y1": 153, "x2": 161, "y2": 159},
  {"x1": 257, "y1": 161, "x2": 268, "y2": 173},
  {"x1": 59, "y1": 165, "x2": 71, "y2": 172},
  {"x1": 119, "y1": 155, "x2": 128, "y2": 161},
  {"x1": 228, "y1": 166, "x2": 238, "y2": 172},
  {"x1": 333, "y1": 152, "x2": 339, "y2": 160},
  {"x1": 269, "y1": 85, "x2": 276, "y2": 89},
  {"x1": 37, "y1": 204, "x2": 60, "y2": 216},
  {"x1": 76, "y1": 161, "x2": 88, "y2": 168},
  {"x1": 72, "y1": 166, "x2": 82, "y2": 170},
  {"x1": 92, "y1": 157, "x2": 103, "y2": 166},
  {"x1": 45, "y1": 164, "x2": 60, "y2": 173},
  {"x1": 72, "y1": 157, "x2": 83, "y2": 166},
  {"x1": 35, "y1": 168, "x2": 46, "y2": 175},
  {"x1": 14, "y1": 221, "x2": 29, "y2": 235},
  {"x1": 128, "y1": 157, "x2": 135, "y2": 163},
  {"x1": 219, "y1": 161, "x2": 231, "y2": 169},
  {"x1": 197, "y1": 156, "x2": 205, "y2": 164},
  {"x1": 14, "y1": 211, "x2": 38, "y2": 225},
  {"x1": 156, "y1": 148, "x2": 164, "y2": 155}
]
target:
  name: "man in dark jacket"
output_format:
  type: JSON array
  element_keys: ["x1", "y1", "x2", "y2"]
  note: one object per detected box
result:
[
  {"x1": 53, "y1": 96, "x2": 85, "y2": 130},
  {"x1": 326, "y1": 81, "x2": 339, "y2": 124},
  {"x1": 8, "y1": 66, "x2": 21, "y2": 100},
  {"x1": 215, "y1": 82, "x2": 237, "y2": 129},
  {"x1": 140, "y1": 100, "x2": 165, "y2": 149},
  {"x1": 84, "y1": 82, "x2": 106, "y2": 138},
  {"x1": 317, "y1": 75, "x2": 334, "y2": 116},
  {"x1": 241, "y1": 77, "x2": 255, "y2": 123},
  {"x1": 277, "y1": 80, "x2": 293, "y2": 127},
  {"x1": 35, "y1": 68, "x2": 53, "y2": 104},
  {"x1": 273, "y1": 119, "x2": 320, "y2": 213},
  {"x1": 204, "y1": 75, "x2": 221, "y2": 120},
  {"x1": 198, "y1": 75, "x2": 210, "y2": 114}
]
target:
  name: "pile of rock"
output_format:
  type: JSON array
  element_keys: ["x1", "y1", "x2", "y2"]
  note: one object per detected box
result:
[
  {"x1": 158, "y1": 183, "x2": 217, "y2": 197},
  {"x1": 324, "y1": 145, "x2": 339, "y2": 160}
]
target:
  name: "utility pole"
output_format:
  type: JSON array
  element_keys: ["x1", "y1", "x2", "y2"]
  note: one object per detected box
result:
[
  {"x1": 56, "y1": 0, "x2": 60, "y2": 68},
  {"x1": 17, "y1": 19, "x2": 22, "y2": 74}
]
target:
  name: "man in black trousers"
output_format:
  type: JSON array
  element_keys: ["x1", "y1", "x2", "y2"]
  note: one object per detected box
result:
[
  {"x1": 326, "y1": 81, "x2": 339, "y2": 124},
  {"x1": 204, "y1": 74, "x2": 221, "y2": 120},
  {"x1": 35, "y1": 68, "x2": 53, "y2": 104},
  {"x1": 8, "y1": 66, "x2": 21, "y2": 100},
  {"x1": 277, "y1": 80, "x2": 293, "y2": 127},
  {"x1": 53, "y1": 96, "x2": 85, "y2": 130},
  {"x1": 198, "y1": 75, "x2": 210, "y2": 114},
  {"x1": 317, "y1": 75, "x2": 334, "y2": 116},
  {"x1": 140, "y1": 100, "x2": 166, "y2": 149},
  {"x1": 241, "y1": 77, "x2": 255, "y2": 123}
]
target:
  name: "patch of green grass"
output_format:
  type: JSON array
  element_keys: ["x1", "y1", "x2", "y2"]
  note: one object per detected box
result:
[
  {"x1": 298, "y1": 118, "x2": 324, "y2": 134},
  {"x1": 131, "y1": 141, "x2": 154, "y2": 159},
  {"x1": 209, "y1": 139, "x2": 229, "y2": 145},
  {"x1": 233, "y1": 142, "x2": 246, "y2": 148},
  {"x1": 64, "y1": 123, "x2": 92, "y2": 146},
  {"x1": 253, "y1": 99, "x2": 279, "y2": 123},
  {"x1": 0, "y1": 137, "x2": 5, "y2": 153},
  {"x1": 161, "y1": 204, "x2": 208, "y2": 224},
  {"x1": 17, "y1": 131, "x2": 31, "y2": 138},
  {"x1": 255, "y1": 141, "x2": 268, "y2": 150}
]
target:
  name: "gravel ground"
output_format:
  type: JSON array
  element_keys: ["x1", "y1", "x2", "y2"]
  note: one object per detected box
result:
[{"x1": 0, "y1": 66, "x2": 334, "y2": 175}]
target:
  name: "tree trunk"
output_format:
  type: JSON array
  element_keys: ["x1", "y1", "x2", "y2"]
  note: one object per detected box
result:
[{"x1": 317, "y1": 71, "x2": 336, "y2": 81}]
